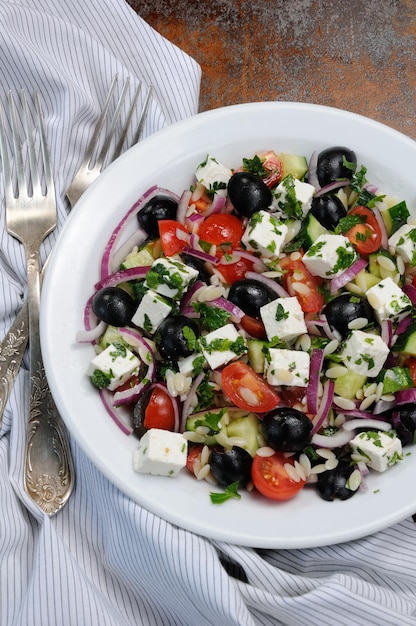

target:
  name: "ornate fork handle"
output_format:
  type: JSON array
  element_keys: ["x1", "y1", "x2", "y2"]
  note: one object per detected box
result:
[
  {"x1": 24, "y1": 250, "x2": 73, "y2": 515},
  {"x1": 0, "y1": 301, "x2": 29, "y2": 423}
]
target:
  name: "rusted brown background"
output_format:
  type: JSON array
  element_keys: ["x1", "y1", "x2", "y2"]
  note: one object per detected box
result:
[{"x1": 127, "y1": 0, "x2": 416, "y2": 139}]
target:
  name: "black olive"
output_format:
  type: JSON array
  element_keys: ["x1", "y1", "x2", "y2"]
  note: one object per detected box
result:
[
  {"x1": 392, "y1": 404, "x2": 416, "y2": 446},
  {"x1": 181, "y1": 253, "x2": 211, "y2": 284},
  {"x1": 228, "y1": 278, "x2": 276, "y2": 319},
  {"x1": 262, "y1": 407, "x2": 313, "y2": 452},
  {"x1": 210, "y1": 446, "x2": 253, "y2": 488},
  {"x1": 316, "y1": 146, "x2": 357, "y2": 187},
  {"x1": 137, "y1": 195, "x2": 178, "y2": 238},
  {"x1": 92, "y1": 286, "x2": 136, "y2": 326},
  {"x1": 323, "y1": 293, "x2": 375, "y2": 339},
  {"x1": 155, "y1": 315, "x2": 199, "y2": 360},
  {"x1": 316, "y1": 460, "x2": 357, "y2": 501},
  {"x1": 132, "y1": 387, "x2": 153, "y2": 439},
  {"x1": 310, "y1": 194, "x2": 347, "y2": 230},
  {"x1": 227, "y1": 171, "x2": 272, "y2": 217}
]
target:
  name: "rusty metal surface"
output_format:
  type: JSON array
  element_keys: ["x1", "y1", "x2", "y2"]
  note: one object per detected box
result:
[{"x1": 127, "y1": 0, "x2": 416, "y2": 139}]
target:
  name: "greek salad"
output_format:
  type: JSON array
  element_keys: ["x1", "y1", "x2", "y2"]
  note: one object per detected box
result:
[{"x1": 78, "y1": 146, "x2": 416, "y2": 504}]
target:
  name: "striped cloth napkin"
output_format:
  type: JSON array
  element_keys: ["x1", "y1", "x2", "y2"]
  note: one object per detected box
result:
[{"x1": 0, "y1": 1, "x2": 415, "y2": 624}]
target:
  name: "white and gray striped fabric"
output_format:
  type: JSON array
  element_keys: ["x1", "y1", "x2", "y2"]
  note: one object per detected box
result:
[{"x1": 0, "y1": 2, "x2": 415, "y2": 625}]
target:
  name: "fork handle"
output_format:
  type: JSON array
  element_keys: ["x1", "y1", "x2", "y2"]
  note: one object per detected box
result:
[
  {"x1": 24, "y1": 248, "x2": 74, "y2": 515},
  {"x1": 0, "y1": 300, "x2": 29, "y2": 425}
]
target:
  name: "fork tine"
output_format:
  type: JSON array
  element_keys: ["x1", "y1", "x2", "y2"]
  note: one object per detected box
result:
[
  {"x1": 20, "y1": 90, "x2": 42, "y2": 199},
  {"x1": 0, "y1": 99, "x2": 13, "y2": 207},
  {"x1": 77, "y1": 74, "x2": 119, "y2": 172},
  {"x1": 131, "y1": 84, "x2": 153, "y2": 147},
  {"x1": 111, "y1": 80, "x2": 144, "y2": 161},
  {"x1": 33, "y1": 91, "x2": 55, "y2": 199},
  {"x1": 7, "y1": 91, "x2": 26, "y2": 201},
  {"x1": 95, "y1": 76, "x2": 131, "y2": 166}
]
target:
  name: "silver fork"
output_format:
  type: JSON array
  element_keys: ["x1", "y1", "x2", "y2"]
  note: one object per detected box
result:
[
  {"x1": 0, "y1": 90, "x2": 73, "y2": 515},
  {"x1": 0, "y1": 76, "x2": 152, "y2": 427},
  {"x1": 66, "y1": 75, "x2": 152, "y2": 207}
]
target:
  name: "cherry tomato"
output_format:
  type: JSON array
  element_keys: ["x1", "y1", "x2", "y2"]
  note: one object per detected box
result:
[
  {"x1": 252, "y1": 452, "x2": 306, "y2": 501},
  {"x1": 158, "y1": 220, "x2": 189, "y2": 256},
  {"x1": 345, "y1": 206, "x2": 382, "y2": 255},
  {"x1": 221, "y1": 362, "x2": 280, "y2": 413},
  {"x1": 198, "y1": 214, "x2": 244, "y2": 247},
  {"x1": 279, "y1": 255, "x2": 324, "y2": 313},
  {"x1": 406, "y1": 357, "x2": 416, "y2": 386},
  {"x1": 216, "y1": 251, "x2": 254, "y2": 285},
  {"x1": 143, "y1": 387, "x2": 176, "y2": 431},
  {"x1": 186, "y1": 444, "x2": 205, "y2": 476},
  {"x1": 239, "y1": 314, "x2": 267, "y2": 339},
  {"x1": 260, "y1": 150, "x2": 284, "y2": 188}
]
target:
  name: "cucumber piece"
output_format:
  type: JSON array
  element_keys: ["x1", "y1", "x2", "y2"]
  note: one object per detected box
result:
[
  {"x1": 99, "y1": 325, "x2": 129, "y2": 350},
  {"x1": 382, "y1": 367, "x2": 413, "y2": 394},
  {"x1": 380, "y1": 200, "x2": 410, "y2": 236},
  {"x1": 185, "y1": 407, "x2": 229, "y2": 446},
  {"x1": 247, "y1": 339, "x2": 268, "y2": 373},
  {"x1": 368, "y1": 250, "x2": 400, "y2": 281},
  {"x1": 334, "y1": 370, "x2": 367, "y2": 399},
  {"x1": 120, "y1": 242, "x2": 157, "y2": 270},
  {"x1": 345, "y1": 269, "x2": 379, "y2": 295},
  {"x1": 299, "y1": 213, "x2": 329, "y2": 249},
  {"x1": 278, "y1": 152, "x2": 308, "y2": 179},
  {"x1": 226, "y1": 412, "x2": 261, "y2": 456},
  {"x1": 392, "y1": 323, "x2": 416, "y2": 356}
]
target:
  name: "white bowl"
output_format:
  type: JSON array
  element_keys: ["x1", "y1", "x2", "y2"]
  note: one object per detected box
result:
[{"x1": 41, "y1": 102, "x2": 416, "y2": 548}]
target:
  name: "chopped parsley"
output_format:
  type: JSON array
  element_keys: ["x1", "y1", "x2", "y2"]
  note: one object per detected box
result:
[
  {"x1": 275, "y1": 303, "x2": 289, "y2": 322},
  {"x1": 242, "y1": 154, "x2": 267, "y2": 177},
  {"x1": 90, "y1": 369, "x2": 113, "y2": 389},
  {"x1": 276, "y1": 174, "x2": 303, "y2": 219},
  {"x1": 335, "y1": 213, "x2": 366, "y2": 235},
  {"x1": 192, "y1": 302, "x2": 231, "y2": 330}
]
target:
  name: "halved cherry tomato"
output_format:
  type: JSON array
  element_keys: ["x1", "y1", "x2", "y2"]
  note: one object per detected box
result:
[
  {"x1": 239, "y1": 314, "x2": 267, "y2": 339},
  {"x1": 186, "y1": 444, "x2": 205, "y2": 476},
  {"x1": 406, "y1": 357, "x2": 416, "y2": 386},
  {"x1": 158, "y1": 220, "x2": 189, "y2": 256},
  {"x1": 260, "y1": 150, "x2": 284, "y2": 188},
  {"x1": 252, "y1": 452, "x2": 306, "y2": 501},
  {"x1": 345, "y1": 206, "x2": 382, "y2": 255},
  {"x1": 279, "y1": 255, "x2": 324, "y2": 313},
  {"x1": 221, "y1": 362, "x2": 280, "y2": 413},
  {"x1": 198, "y1": 214, "x2": 244, "y2": 247},
  {"x1": 216, "y1": 251, "x2": 254, "y2": 285},
  {"x1": 143, "y1": 387, "x2": 176, "y2": 431}
]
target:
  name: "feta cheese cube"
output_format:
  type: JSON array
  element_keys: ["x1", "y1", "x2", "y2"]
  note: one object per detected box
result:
[
  {"x1": 87, "y1": 342, "x2": 140, "y2": 391},
  {"x1": 241, "y1": 210, "x2": 288, "y2": 259},
  {"x1": 339, "y1": 330, "x2": 389, "y2": 377},
  {"x1": 131, "y1": 289, "x2": 174, "y2": 334},
  {"x1": 303, "y1": 233, "x2": 358, "y2": 278},
  {"x1": 265, "y1": 348, "x2": 310, "y2": 387},
  {"x1": 260, "y1": 296, "x2": 307, "y2": 343},
  {"x1": 195, "y1": 154, "x2": 232, "y2": 196},
  {"x1": 177, "y1": 352, "x2": 206, "y2": 376},
  {"x1": 388, "y1": 224, "x2": 416, "y2": 265},
  {"x1": 366, "y1": 276, "x2": 411, "y2": 323},
  {"x1": 274, "y1": 174, "x2": 315, "y2": 219},
  {"x1": 199, "y1": 324, "x2": 247, "y2": 370},
  {"x1": 145, "y1": 257, "x2": 198, "y2": 300},
  {"x1": 350, "y1": 430, "x2": 403, "y2": 472},
  {"x1": 133, "y1": 428, "x2": 188, "y2": 477}
]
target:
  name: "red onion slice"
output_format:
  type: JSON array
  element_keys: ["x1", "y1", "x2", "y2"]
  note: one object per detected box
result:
[
  {"x1": 245, "y1": 270, "x2": 289, "y2": 297},
  {"x1": 371, "y1": 205, "x2": 389, "y2": 250},
  {"x1": 342, "y1": 418, "x2": 392, "y2": 432},
  {"x1": 99, "y1": 388, "x2": 133, "y2": 435},
  {"x1": 311, "y1": 379, "x2": 334, "y2": 435},
  {"x1": 307, "y1": 151, "x2": 320, "y2": 191},
  {"x1": 314, "y1": 179, "x2": 349, "y2": 197},
  {"x1": 311, "y1": 429, "x2": 354, "y2": 449},
  {"x1": 307, "y1": 349, "x2": 324, "y2": 414},
  {"x1": 329, "y1": 257, "x2": 368, "y2": 295}
]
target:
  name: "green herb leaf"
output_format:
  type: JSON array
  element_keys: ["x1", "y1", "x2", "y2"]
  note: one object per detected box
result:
[{"x1": 210, "y1": 481, "x2": 242, "y2": 504}]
